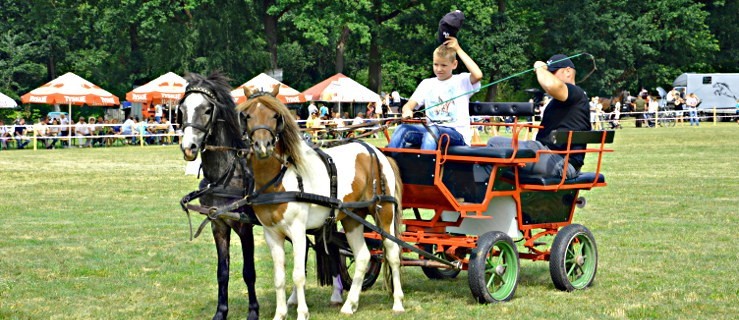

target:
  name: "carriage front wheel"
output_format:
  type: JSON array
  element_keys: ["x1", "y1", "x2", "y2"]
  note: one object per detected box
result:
[
  {"x1": 549, "y1": 224, "x2": 598, "y2": 291},
  {"x1": 468, "y1": 231, "x2": 519, "y2": 303}
]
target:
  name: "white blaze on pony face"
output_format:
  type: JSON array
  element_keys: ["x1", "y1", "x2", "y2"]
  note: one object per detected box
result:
[{"x1": 179, "y1": 93, "x2": 208, "y2": 161}]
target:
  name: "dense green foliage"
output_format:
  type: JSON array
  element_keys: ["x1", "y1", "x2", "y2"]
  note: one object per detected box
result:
[{"x1": 0, "y1": 0, "x2": 734, "y2": 113}]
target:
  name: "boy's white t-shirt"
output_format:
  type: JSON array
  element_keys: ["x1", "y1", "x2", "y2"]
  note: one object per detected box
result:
[{"x1": 409, "y1": 72, "x2": 480, "y2": 145}]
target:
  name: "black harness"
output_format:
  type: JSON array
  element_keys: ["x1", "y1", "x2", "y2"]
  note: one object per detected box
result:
[{"x1": 178, "y1": 86, "x2": 255, "y2": 239}]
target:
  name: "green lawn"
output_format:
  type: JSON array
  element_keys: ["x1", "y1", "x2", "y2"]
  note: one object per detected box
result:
[{"x1": 1, "y1": 124, "x2": 737, "y2": 319}]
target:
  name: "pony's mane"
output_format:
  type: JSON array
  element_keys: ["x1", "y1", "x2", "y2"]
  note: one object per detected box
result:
[
  {"x1": 184, "y1": 72, "x2": 243, "y2": 145},
  {"x1": 236, "y1": 94, "x2": 304, "y2": 169}
]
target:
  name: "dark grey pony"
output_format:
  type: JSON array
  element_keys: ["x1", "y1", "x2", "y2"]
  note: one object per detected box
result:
[{"x1": 178, "y1": 72, "x2": 260, "y2": 320}]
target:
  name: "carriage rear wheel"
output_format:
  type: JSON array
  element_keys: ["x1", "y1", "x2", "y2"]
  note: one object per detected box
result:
[
  {"x1": 421, "y1": 244, "x2": 462, "y2": 279},
  {"x1": 468, "y1": 231, "x2": 519, "y2": 303},
  {"x1": 337, "y1": 238, "x2": 383, "y2": 291},
  {"x1": 549, "y1": 224, "x2": 598, "y2": 291}
]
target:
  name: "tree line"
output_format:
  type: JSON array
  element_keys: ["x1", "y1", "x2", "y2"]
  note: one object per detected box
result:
[{"x1": 0, "y1": 0, "x2": 735, "y2": 118}]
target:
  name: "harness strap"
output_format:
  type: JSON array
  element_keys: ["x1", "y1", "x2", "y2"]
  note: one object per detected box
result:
[
  {"x1": 338, "y1": 206, "x2": 459, "y2": 269},
  {"x1": 312, "y1": 147, "x2": 339, "y2": 253}
]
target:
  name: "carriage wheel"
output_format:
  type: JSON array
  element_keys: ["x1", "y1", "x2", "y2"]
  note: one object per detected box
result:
[
  {"x1": 549, "y1": 224, "x2": 598, "y2": 291},
  {"x1": 468, "y1": 231, "x2": 519, "y2": 303},
  {"x1": 338, "y1": 238, "x2": 383, "y2": 291},
  {"x1": 421, "y1": 244, "x2": 461, "y2": 279}
]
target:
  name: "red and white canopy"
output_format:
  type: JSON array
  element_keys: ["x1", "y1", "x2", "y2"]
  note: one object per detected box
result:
[
  {"x1": 231, "y1": 73, "x2": 306, "y2": 104},
  {"x1": 125, "y1": 72, "x2": 187, "y2": 104},
  {"x1": 302, "y1": 73, "x2": 381, "y2": 105},
  {"x1": 21, "y1": 72, "x2": 119, "y2": 106}
]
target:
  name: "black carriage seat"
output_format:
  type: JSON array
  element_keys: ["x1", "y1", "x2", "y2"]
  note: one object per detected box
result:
[
  {"x1": 446, "y1": 145, "x2": 537, "y2": 159},
  {"x1": 469, "y1": 101, "x2": 536, "y2": 117},
  {"x1": 501, "y1": 130, "x2": 615, "y2": 189}
]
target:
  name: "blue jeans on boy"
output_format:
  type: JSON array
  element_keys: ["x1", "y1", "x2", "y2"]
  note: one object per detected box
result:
[
  {"x1": 688, "y1": 108, "x2": 699, "y2": 126},
  {"x1": 388, "y1": 124, "x2": 465, "y2": 150}
]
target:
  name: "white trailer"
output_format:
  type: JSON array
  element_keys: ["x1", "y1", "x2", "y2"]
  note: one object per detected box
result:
[{"x1": 672, "y1": 73, "x2": 739, "y2": 118}]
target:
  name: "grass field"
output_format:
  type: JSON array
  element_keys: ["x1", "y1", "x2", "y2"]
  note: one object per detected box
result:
[{"x1": 1, "y1": 123, "x2": 737, "y2": 319}]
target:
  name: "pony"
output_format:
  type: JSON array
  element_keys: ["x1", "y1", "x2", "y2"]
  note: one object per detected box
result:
[
  {"x1": 178, "y1": 72, "x2": 261, "y2": 320},
  {"x1": 237, "y1": 86, "x2": 405, "y2": 320},
  {"x1": 178, "y1": 74, "x2": 343, "y2": 320}
]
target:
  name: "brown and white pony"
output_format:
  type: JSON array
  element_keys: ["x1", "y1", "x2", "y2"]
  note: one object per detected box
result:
[{"x1": 237, "y1": 86, "x2": 405, "y2": 319}]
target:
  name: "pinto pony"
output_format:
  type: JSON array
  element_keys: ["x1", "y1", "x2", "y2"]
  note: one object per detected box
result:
[{"x1": 237, "y1": 86, "x2": 405, "y2": 319}]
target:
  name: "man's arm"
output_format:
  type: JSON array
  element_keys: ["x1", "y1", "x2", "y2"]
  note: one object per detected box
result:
[{"x1": 534, "y1": 61, "x2": 568, "y2": 101}]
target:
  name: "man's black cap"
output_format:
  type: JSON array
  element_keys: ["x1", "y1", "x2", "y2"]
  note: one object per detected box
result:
[
  {"x1": 546, "y1": 54, "x2": 576, "y2": 73},
  {"x1": 438, "y1": 10, "x2": 464, "y2": 44}
]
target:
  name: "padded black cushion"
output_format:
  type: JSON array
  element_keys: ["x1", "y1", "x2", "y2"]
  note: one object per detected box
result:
[
  {"x1": 446, "y1": 146, "x2": 537, "y2": 158},
  {"x1": 500, "y1": 170, "x2": 605, "y2": 186}
]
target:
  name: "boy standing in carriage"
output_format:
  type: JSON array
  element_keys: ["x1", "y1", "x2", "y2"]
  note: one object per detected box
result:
[{"x1": 388, "y1": 10, "x2": 482, "y2": 150}]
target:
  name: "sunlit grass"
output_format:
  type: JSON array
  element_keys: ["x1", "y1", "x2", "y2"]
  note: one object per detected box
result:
[{"x1": 0, "y1": 123, "x2": 737, "y2": 319}]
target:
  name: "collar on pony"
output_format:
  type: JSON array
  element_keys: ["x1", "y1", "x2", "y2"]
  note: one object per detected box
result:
[
  {"x1": 185, "y1": 86, "x2": 217, "y2": 101},
  {"x1": 247, "y1": 91, "x2": 274, "y2": 100}
]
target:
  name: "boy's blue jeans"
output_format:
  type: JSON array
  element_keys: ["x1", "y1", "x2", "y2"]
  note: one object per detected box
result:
[{"x1": 388, "y1": 124, "x2": 464, "y2": 150}]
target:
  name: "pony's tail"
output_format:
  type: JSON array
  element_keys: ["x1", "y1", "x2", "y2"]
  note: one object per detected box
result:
[
  {"x1": 381, "y1": 156, "x2": 403, "y2": 292},
  {"x1": 314, "y1": 227, "x2": 339, "y2": 287}
]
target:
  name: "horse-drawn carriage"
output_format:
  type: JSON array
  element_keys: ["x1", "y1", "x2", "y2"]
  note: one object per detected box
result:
[
  {"x1": 177, "y1": 73, "x2": 614, "y2": 319},
  {"x1": 341, "y1": 101, "x2": 614, "y2": 302}
]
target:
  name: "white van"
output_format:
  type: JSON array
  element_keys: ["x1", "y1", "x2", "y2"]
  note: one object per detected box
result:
[{"x1": 672, "y1": 73, "x2": 739, "y2": 119}]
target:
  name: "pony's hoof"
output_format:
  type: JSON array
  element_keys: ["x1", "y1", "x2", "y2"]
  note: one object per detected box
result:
[
  {"x1": 329, "y1": 300, "x2": 343, "y2": 307},
  {"x1": 339, "y1": 305, "x2": 355, "y2": 315},
  {"x1": 393, "y1": 306, "x2": 406, "y2": 313}
]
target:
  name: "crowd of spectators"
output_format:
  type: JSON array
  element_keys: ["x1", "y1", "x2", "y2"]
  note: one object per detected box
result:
[{"x1": 0, "y1": 113, "x2": 177, "y2": 150}]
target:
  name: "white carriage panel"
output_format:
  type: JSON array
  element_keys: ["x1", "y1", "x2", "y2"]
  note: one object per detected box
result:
[{"x1": 442, "y1": 196, "x2": 521, "y2": 239}]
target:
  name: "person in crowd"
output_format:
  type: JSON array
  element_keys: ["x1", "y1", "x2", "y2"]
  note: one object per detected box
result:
[
  {"x1": 633, "y1": 94, "x2": 647, "y2": 127},
  {"x1": 47, "y1": 118, "x2": 61, "y2": 149},
  {"x1": 161, "y1": 116, "x2": 175, "y2": 145},
  {"x1": 59, "y1": 113, "x2": 70, "y2": 148},
  {"x1": 34, "y1": 117, "x2": 50, "y2": 149},
  {"x1": 366, "y1": 102, "x2": 376, "y2": 119},
  {"x1": 154, "y1": 104, "x2": 163, "y2": 123},
  {"x1": 685, "y1": 92, "x2": 700, "y2": 126},
  {"x1": 589, "y1": 96, "x2": 599, "y2": 129},
  {"x1": 14, "y1": 118, "x2": 30, "y2": 149},
  {"x1": 487, "y1": 54, "x2": 591, "y2": 178},
  {"x1": 0, "y1": 119, "x2": 12, "y2": 150},
  {"x1": 391, "y1": 90, "x2": 401, "y2": 108},
  {"x1": 319, "y1": 103, "x2": 329, "y2": 118},
  {"x1": 75, "y1": 117, "x2": 92, "y2": 147},
  {"x1": 119, "y1": 116, "x2": 135, "y2": 144},
  {"x1": 388, "y1": 36, "x2": 483, "y2": 150},
  {"x1": 648, "y1": 96, "x2": 659, "y2": 127},
  {"x1": 308, "y1": 101, "x2": 318, "y2": 115},
  {"x1": 332, "y1": 112, "x2": 345, "y2": 128}
]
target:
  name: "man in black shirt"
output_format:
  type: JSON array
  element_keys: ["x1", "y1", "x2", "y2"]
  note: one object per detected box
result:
[{"x1": 487, "y1": 54, "x2": 591, "y2": 178}]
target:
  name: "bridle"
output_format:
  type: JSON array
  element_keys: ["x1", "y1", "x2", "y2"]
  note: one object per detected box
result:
[
  {"x1": 242, "y1": 91, "x2": 283, "y2": 149},
  {"x1": 179, "y1": 86, "x2": 219, "y2": 142}
]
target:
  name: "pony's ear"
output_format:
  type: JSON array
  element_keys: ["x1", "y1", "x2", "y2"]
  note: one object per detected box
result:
[
  {"x1": 243, "y1": 85, "x2": 257, "y2": 99},
  {"x1": 270, "y1": 83, "x2": 280, "y2": 97}
]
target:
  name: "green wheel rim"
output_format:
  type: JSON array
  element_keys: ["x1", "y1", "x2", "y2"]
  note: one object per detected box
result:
[
  {"x1": 565, "y1": 233, "x2": 596, "y2": 289},
  {"x1": 484, "y1": 240, "x2": 518, "y2": 300}
]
